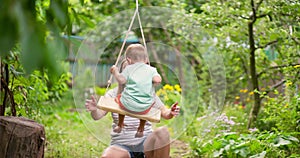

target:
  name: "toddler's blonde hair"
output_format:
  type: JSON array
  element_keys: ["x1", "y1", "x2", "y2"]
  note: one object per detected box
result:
[{"x1": 125, "y1": 44, "x2": 147, "y2": 63}]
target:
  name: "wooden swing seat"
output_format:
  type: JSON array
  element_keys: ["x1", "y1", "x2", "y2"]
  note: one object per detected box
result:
[{"x1": 97, "y1": 96, "x2": 161, "y2": 123}]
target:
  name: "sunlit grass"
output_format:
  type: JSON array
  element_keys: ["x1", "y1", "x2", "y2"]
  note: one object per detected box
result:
[{"x1": 37, "y1": 91, "x2": 107, "y2": 158}]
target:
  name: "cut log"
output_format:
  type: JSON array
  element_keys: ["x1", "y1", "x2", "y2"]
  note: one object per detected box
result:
[
  {"x1": 0, "y1": 116, "x2": 45, "y2": 158},
  {"x1": 97, "y1": 96, "x2": 161, "y2": 123}
]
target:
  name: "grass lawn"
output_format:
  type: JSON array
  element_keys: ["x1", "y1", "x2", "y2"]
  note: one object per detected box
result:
[{"x1": 37, "y1": 91, "x2": 107, "y2": 157}]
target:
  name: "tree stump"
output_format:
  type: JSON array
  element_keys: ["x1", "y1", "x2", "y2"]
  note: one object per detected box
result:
[{"x1": 0, "y1": 116, "x2": 45, "y2": 158}]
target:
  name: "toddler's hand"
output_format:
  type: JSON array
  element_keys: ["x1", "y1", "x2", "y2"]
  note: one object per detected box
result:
[{"x1": 110, "y1": 65, "x2": 118, "y2": 74}]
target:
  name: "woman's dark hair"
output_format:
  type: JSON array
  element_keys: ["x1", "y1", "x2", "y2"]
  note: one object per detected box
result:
[{"x1": 119, "y1": 59, "x2": 128, "y2": 73}]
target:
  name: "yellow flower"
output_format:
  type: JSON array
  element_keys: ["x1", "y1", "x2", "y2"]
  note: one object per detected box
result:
[
  {"x1": 164, "y1": 96, "x2": 169, "y2": 101},
  {"x1": 156, "y1": 89, "x2": 167, "y2": 96},
  {"x1": 163, "y1": 84, "x2": 174, "y2": 91},
  {"x1": 156, "y1": 89, "x2": 162, "y2": 96},
  {"x1": 174, "y1": 84, "x2": 182, "y2": 92},
  {"x1": 246, "y1": 98, "x2": 251, "y2": 102},
  {"x1": 249, "y1": 91, "x2": 254, "y2": 95},
  {"x1": 235, "y1": 96, "x2": 240, "y2": 100},
  {"x1": 163, "y1": 84, "x2": 169, "y2": 90},
  {"x1": 294, "y1": 65, "x2": 300, "y2": 68},
  {"x1": 240, "y1": 89, "x2": 248, "y2": 93},
  {"x1": 286, "y1": 81, "x2": 292, "y2": 87},
  {"x1": 162, "y1": 90, "x2": 167, "y2": 95}
]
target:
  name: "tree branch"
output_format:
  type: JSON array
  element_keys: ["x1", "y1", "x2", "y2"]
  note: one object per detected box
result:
[
  {"x1": 256, "y1": 13, "x2": 269, "y2": 19},
  {"x1": 250, "y1": 0, "x2": 256, "y2": 22},
  {"x1": 263, "y1": 79, "x2": 286, "y2": 96},
  {"x1": 291, "y1": 37, "x2": 300, "y2": 45},
  {"x1": 255, "y1": 0, "x2": 264, "y2": 11},
  {"x1": 256, "y1": 40, "x2": 278, "y2": 50},
  {"x1": 279, "y1": 13, "x2": 294, "y2": 17},
  {"x1": 257, "y1": 63, "x2": 300, "y2": 77},
  {"x1": 232, "y1": 14, "x2": 251, "y2": 20}
]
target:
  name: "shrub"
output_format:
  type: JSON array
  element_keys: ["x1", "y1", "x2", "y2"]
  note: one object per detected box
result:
[
  {"x1": 190, "y1": 104, "x2": 300, "y2": 157},
  {"x1": 11, "y1": 70, "x2": 71, "y2": 119},
  {"x1": 257, "y1": 93, "x2": 300, "y2": 135},
  {"x1": 191, "y1": 130, "x2": 299, "y2": 158}
]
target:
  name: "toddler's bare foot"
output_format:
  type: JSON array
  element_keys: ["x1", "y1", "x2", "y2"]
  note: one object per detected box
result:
[
  {"x1": 135, "y1": 131, "x2": 144, "y2": 138},
  {"x1": 113, "y1": 126, "x2": 122, "y2": 133}
]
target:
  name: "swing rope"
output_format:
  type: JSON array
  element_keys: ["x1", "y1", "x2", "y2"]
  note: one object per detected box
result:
[
  {"x1": 136, "y1": 2, "x2": 148, "y2": 62},
  {"x1": 105, "y1": 0, "x2": 147, "y2": 90},
  {"x1": 97, "y1": 1, "x2": 161, "y2": 122}
]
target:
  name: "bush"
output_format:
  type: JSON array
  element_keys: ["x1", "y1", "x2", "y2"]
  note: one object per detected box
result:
[
  {"x1": 257, "y1": 93, "x2": 300, "y2": 135},
  {"x1": 191, "y1": 130, "x2": 299, "y2": 158},
  {"x1": 190, "y1": 103, "x2": 300, "y2": 157},
  {"x1": 11, "y1": 70, "x2": 71, "y2": 119}
]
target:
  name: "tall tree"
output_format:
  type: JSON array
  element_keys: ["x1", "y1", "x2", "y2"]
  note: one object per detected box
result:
[{"x1": 169, "y1": 0, "x2": 300, "y2": 127}]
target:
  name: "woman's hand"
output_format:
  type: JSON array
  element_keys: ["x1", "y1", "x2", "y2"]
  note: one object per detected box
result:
[
  {"x1": 170, "y1": 102, "x2": 180, "y2": 117},
  {"x1": 85, "y1": 95, "x2": 98, "y2": 112}
]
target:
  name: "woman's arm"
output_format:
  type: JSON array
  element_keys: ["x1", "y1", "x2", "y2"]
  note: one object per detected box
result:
[{"x1": 90, "y1": 109, "x2": 107, "y2": 120}]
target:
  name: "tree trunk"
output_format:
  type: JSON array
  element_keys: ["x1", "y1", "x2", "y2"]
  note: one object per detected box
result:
[
  {"x1": 1, "y1": 63, "x2": 17, "y2": 116},
  {"x1": 0, "y1": 59, "x2": 4, "y2": 116},
  {"x1": 148, "y1": 33, "x2": 170, "y2": 84},
  {"x1": 247, "y1": 19, "x2": 261, "y2": 128},
  {"x1": 0, "y1": 116, "x2": 45, "y2": 158},
  {"x1": 174, "y1": 45, "x2": 185, "y2": 89}
]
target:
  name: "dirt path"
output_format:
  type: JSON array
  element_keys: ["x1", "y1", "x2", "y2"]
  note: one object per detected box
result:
[{"x1": 170, "y1": 140, "x2": 191, "y2": 158}]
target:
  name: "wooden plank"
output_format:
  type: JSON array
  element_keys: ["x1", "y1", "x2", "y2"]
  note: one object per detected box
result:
[{"x1": 97, "y1": 96, "x2": 161, "y2": 123}]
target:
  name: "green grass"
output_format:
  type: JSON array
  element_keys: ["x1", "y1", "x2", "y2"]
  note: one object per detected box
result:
[{"x1": 36, "y1": 91, "x2": 107, "y2": 158}]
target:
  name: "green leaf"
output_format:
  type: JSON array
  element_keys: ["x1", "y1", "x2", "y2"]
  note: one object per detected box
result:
[
  {"x1": 234, "y1": 147, "x2": 250, "y2": 158},
  {"x1": 71, "y1": 8, "x2": 81, "y2": 26},
  {"x1": 12, "y1": 1, "x2": 43, "y2": 73},
  {"x1": 249, "y1": 151, "x2": 266, "y2": 158},
  {"x1": 213, "y1": 148, "x2": 224, "y2": 157},
  {"x1": 0, "y1": 2, "x2": 18, "y2": 56},
  {"x1": 274, "y1": 137, "x2": 291, "y2": 147},
  {"x1": 283, "y1": 135, "x2": 299, "y2": 143},
  {"x1": 49, "y1": 0, "x2": 69, "y2": 29},
  {"x1": 79, "y1": 0, "x2": 84, "y2": 6},
  {"x1": 79, "y1": 14, "x2": 95, "y2": 28}
]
